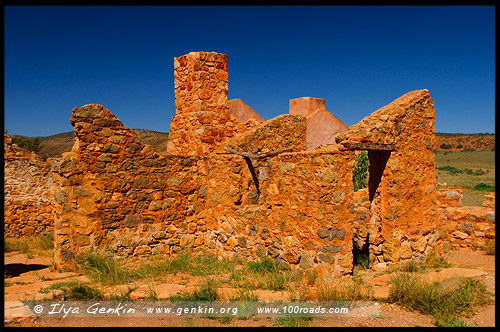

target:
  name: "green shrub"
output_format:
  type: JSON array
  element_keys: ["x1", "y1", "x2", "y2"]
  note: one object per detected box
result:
[
  {"x1": 353, "y1": 151, "x2": 369, "y2": 191},
  {"x1": 353, "y1": 252, "x2": 370, "y2": 270},
  {"x1": 436, "y1": 316, "x2": 476, "y2": 327},
  {"x1": 399, "y1": 259, "x2": 427, "y2": 273},
  {"x1": 437, "y1": 165, "x2": 485, "y2": 176},
  {"x1": 64, "y1": 283, "x2": 103, "y2": 300},
  {"x1": 424, "y1": 249, "x2": 452, "y2": 269},
  {"x1": 230, "y1": 258, "x2": 300, "y2": 292},
  {"x1": 12, "y1": 136, "x2": 40, "y2": 153},
  {"x1": 472, "y1": 183, "x2": 495, "y2": 191},
  {"x1": 246, "y1": 258, "x2": 300, "y2": 291}
]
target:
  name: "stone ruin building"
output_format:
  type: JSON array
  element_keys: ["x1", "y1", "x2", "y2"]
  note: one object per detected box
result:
[{"x1": 4, "y1": 51, "x2": 495, "y2": 279}]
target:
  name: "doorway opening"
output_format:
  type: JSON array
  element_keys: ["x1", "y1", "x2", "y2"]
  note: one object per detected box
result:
[{"x1": 352, "y1": 149, "x2": 391, "y2": 270}]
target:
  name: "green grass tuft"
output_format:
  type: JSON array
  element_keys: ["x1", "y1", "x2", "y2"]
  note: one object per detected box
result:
[
  {"x1": 170, "y1": 277, "x2": 219, "y2": 302},
  {"x1": 318, "y1": 274, "x2": 373, "y2": 301},
  {"x1": 388, "y1": 273, "x2": 490, "y2": 326},
  {"x1": 40, "y1": 281, "x2": 103, "y2": 300},
  {"x1": 231, "y1": 258, "x2": 301, "y2": 291},
  {"x1": 76, "y1": 253, "x2": 140, "y2": 285},
  {"x1": 4, "y1": 232, "x2": 54, "y2": 257},
  {"x1": 273, "y1": 315, "x2": 314, "y2": 327}
]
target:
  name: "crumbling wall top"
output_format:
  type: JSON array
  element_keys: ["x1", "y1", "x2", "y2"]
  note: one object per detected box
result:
[{"x1": 337, "y1": 89, "x2": 433, "y2": 147}]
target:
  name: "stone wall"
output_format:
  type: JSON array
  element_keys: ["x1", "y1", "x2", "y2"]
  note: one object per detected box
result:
[
  {"x1": 225, "y1": 114, "x2": 307, "y2": 154},
  {"x1": 51, "y1": 102, "x2": 357, "y2": 277},
  {"x1": 437, "y1": 189, "x2": 495, "y2": 250},
  {"x1": 338, "y1": 89, "x2": 440, "y2": 269},
  {"x1": 51, "y1": 104, "x2": 201, "y2": 267},
  {"x1": 4, "y1": 134, "x2": 55, "y2": 237}
]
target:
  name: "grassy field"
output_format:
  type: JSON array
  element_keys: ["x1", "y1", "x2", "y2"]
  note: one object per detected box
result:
[{"x1": 435, "y1": 151, "x2": 495, "y2": 206}]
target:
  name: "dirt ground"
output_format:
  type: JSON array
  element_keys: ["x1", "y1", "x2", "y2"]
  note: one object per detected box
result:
[{"x1": 4, "y1": 249, "x2": 495, "y2": 327}]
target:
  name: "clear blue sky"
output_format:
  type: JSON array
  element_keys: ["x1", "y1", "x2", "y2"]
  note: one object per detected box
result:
[{"x1": 4, "y1": 5, "x2": 495, "y2": 137}]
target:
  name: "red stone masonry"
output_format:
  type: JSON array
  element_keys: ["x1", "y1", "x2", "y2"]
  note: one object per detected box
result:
[
  {"x1": 47, "y1": 52, "x2": 469, "y2": 276},
  {"x1": 338, "y1": 90, "x2": 439, "y2": 267},
  {"x1": 168, "y1": 52, "x2": 246, "y2": 156},
  {"x1": 4, "y1": 134, "x2": 55, "y2": 237}
]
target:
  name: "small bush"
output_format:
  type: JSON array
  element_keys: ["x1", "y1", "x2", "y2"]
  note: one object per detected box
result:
[
  {"x1": 424, "y1": 249, "x2": 452, "y2": 269},
  {"x1": 436, "y1": 316, "x2": 476, "y2": 327},
  {"x1": 399, "y1": 259, "x2": 427, "y2": 273},
  {"x1": 234, "y1": 258, "x2": 300, "y2": 291},
  {"x1": 437, "y1": 165, "x2": 485, "y2": 176},
  {"x1": 38, "y1": 232, "x2": 54, "y2": 250},
  {"x1": 472, "y1": 183, "x2": 495, "y2": 192},
  {"x1": 318, "y1": 274, "x2": 373, "y2": 301},
  {"x1": 64, "y1": 283, "x2": 103, "y2": 300},
  {"x1": 353, "y1": 252, "x2": 370, "y2": 270},
  {"x1": 170, "y1": 277, "x2": 219, "y2": 302},
  {"x1": 388, "y1": 273, "x2": 490, "y2": 326},
  {"x1": 304, "y1": 269, "x2": 318, "y2": 286},
  {"x1": 229, "y1": 288, "x2": 259, "y2": 302},
  {"x1": 483, "y1": 240, "x2": 495, "y2": 255},
  {"x1": 247, "y1": 257, "x2": 280, "y2": 274}
]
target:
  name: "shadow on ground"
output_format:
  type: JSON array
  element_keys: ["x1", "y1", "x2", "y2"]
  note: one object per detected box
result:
[{"x1": 4, "y1": 264, "x2": 48, "y2": 277}]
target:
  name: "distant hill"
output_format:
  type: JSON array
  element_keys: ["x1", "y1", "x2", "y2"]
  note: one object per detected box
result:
[
  {"x1": 434, "y1": 133, "x2": 495, "y2": 151},
  {"x1": 9, "y1": 131, "x2": 494, "y2": 159},
  {"x1": 12, "y1": 129, "x2": 169, "y2": 159}
]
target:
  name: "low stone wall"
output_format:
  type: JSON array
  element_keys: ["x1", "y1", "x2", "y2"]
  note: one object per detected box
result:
[
  {"x1": 4, "y1": 134, "x2": 55, "y2": 237},
  {"x1": 437, "y1": 188, "x2": 463, "y2": 208},
  {"x1": 437, "y1": 189, "x2": 495, "y2": 250},
  {"x1": 483, "y1": 193, "x2": 495, "y2": 210}
]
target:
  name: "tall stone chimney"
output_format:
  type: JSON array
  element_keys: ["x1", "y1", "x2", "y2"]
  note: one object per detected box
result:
[{"x1": 167, "y1": 51, "x2": 231, "y2": 155}]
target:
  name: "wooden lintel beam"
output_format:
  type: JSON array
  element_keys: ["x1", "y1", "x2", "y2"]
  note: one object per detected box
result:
[
  {"x1": 341, "y1": 142, "x2": 395, "y2": 151},
  {"x1": 224, "y1": 146, "x2": 294, "y2": 159}
]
